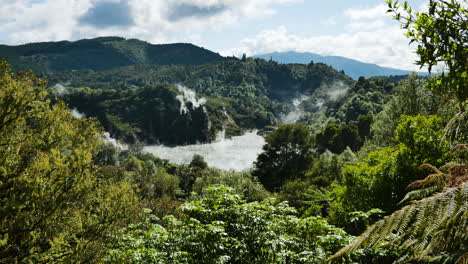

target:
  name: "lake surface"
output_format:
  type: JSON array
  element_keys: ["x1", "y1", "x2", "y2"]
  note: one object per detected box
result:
[{"x1": 143, "y1": 131, "x2": 265, "y2": 171}]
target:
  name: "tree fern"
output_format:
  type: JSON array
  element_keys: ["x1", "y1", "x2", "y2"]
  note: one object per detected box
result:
[
  {"x1": 330, "y1": 183, "x2": 468, "y2": 263},
  {"x1": 399, "y1": 146, "x2": 468, "y2": 205}
]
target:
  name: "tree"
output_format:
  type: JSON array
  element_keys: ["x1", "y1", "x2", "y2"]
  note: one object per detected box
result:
[
  {"x1": 371, "y1": 74, "x2": 443, "y2": 146},
  {"x1": 189, "y1": 154, "x2": 208, "y2": 169},
  {"x1": 387, "y1": 0, "x2": 468, "y2": 108},
  {"x1": 253, "y1": 124, "x2": 315, "y2": 192},
  {"x1": 329, "y1": 115, "x2": 452, "y2": 230},
  {"x1": 0, "y1": 62, "x2": 138, "y2": 262}
]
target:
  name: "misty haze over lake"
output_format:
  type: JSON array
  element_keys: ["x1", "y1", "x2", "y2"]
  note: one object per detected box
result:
[{"x1": 143, "y1": 131, "x2": 265, "y2": 171}]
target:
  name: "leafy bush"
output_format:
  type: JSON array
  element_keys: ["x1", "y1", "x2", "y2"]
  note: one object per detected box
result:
[
  {"x1": 106, "y1": 186, "x2": 352, "y2": 264},
  {"x1": 329, "y1": 115, "x2": 452, "y2": 231}
]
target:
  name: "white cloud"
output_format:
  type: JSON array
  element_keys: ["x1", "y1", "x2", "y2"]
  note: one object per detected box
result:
[
  {"x1": 0, "y1": 0, "x2": 301, "y2": 45},
  {"x1": 224, "y1": 4, "x2": 423, "y2": 71},
  {"x1": 347, "y1": 20, "x2": 386, "y2": 32},
  {"x1": 320, "y1": 16, "x2": 337, "y2": 26},
  {"x1": 344, "y1": 4, "x2": 388, "y2": 20}
]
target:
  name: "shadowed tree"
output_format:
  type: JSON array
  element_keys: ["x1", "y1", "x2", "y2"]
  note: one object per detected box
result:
[{"x1": 253, "y1": 124, "x2": 315, "y2": 192}]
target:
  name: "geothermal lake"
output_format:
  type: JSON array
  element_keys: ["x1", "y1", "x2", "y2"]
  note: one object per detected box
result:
[{"x1": 143, "y1": 131, "x2": 265, "y2": 171}]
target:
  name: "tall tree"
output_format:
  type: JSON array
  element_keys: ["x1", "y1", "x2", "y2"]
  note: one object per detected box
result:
[
  {"x1": 387, "y1": 0, "x2": 468, "y2": 109},
  {"x1": 253, "y1": 124, "x2": 314, "y2": 191},
  {"x1": 0, "y1": 62, "x2": 138, "y2": 263}
]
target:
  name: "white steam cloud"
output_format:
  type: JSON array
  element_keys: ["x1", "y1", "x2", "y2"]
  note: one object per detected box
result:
[
  {"x1": 102, "y1": 132, "x2": 127, "y2": 150},
  {"x1": 324, "y1": 81, "x2": 349, "y2": 101},
  {"x1": 280, "y1": 95, "x2": 309, "y2": 124},
  {"x1": 175, "y1": 85, "x2": 207, "y2": 114},
  {"x1": 70, "y1": 108, "x2": 85, "y2": 119},
  {"x1": 50, "y1": 83, "x2": 69, "y2": 97},
  {"x1": 143, "y1": 131, "x2": 265, "y2": 171}
]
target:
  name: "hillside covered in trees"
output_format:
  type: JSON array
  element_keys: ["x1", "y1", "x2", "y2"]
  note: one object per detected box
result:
[
  {"x1": 47, "y1": 59, "x2": 359, "y2": 144},
  {"x1": 0, "y1": 36, "x2": 228, "y2": 74},
  {"x1": 0, "y1": 0, "x2": 467, "y2": 263}
]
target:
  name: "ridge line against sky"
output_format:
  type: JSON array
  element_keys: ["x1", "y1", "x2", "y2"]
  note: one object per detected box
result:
[{"x1": 0, "y1": 0, "x2": 442, "y2": 71}]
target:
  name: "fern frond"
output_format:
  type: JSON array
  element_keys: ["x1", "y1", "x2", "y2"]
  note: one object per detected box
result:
[
  {"x1": 330, "y1": 184, "x2": 468, "y2": 263},
  {"x1": 418, "y1": 163, "x2": 443, "y2": 174},
  {"x1": 455, "y1": 252, "x2": 468, "y2": 264},
  {"x1": 443, "y1": 110, "x2": 468, "y2": 143},
  {"x1": 398, "y1": 185, "x2": 441, "y2": 205},
  {"x1": 407, "y1": 172, "x2": 449, "y2": 190}
]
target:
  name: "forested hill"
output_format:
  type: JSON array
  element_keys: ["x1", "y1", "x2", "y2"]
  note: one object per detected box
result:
[
  {"x1": 254, "y1": 51, "x2": 418, "y2": 79},
  {"x1": 49, "y1": 58, "x2": 356, "y2": 145},
  {"x1": 47, "y1": 57, "x2": 353, "y2": 100},
  {"x1": 0, "y1": 36, "x2": 227, "y2": 73}
]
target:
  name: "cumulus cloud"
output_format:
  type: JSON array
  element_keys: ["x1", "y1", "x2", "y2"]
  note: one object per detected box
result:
[
  {"x1": 344, "y1": 4, "x2": 388, "y2": 20},
  {"x1": 223, "y1": 4, "x2": 424, "y2": 71},
  {"x1": 79, "y1": 0, "x2": 134, "y2": 28},
  {"x1": 167, "y1": 3, "x2": 226, "y2": 22},
  {"x1": 0, "y1": 0, "x2": 300, "y2": 45}
]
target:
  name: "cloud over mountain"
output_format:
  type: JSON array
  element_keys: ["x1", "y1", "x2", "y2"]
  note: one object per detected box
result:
[{"x1": 222, "y1": 4, "x2": 423, "y2": 71}]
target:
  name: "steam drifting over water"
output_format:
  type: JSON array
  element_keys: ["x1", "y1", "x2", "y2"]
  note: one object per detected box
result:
[{"x1": 143, "y1": 131, "x2": 265, "y2": 171}]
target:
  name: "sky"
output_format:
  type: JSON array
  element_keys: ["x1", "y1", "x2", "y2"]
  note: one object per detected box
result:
[{"x1": 0, "y1": 0, "x2": 435, "y2": 70}]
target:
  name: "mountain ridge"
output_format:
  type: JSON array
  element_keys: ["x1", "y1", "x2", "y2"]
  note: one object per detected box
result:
[
  {"x1": 0, "y1": 36, "x2": 228, "y2": 73},
  {"x1": 253, "y1": 51, "x2": 425, "y2": 79}
]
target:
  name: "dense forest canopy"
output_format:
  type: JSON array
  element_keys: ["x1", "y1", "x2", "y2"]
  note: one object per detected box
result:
[
  {"x1": 0, "y1": 0, "x2": 467, "y2": 263},
  {"x1": 45, "y1": 58, "x2": 405, "y2": 146}
]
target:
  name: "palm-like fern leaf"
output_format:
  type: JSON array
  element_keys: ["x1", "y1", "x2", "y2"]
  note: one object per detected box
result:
[{"x1": 330, "y1": 183, "x2": 468, "y2": 263}]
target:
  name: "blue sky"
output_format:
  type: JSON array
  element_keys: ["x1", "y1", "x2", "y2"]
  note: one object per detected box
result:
[{"x1": 0, "y1": 0, "x2": 430, "y2": 70}]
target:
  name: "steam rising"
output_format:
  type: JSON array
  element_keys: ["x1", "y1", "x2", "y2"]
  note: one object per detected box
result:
[
  {"x1": 50, "y1": 81, "x2": 71, "y2": 97},
  {"x1": 279, "y1": 81, "x2": 349, "y2": 123},
  {"x1": 102, "y1": 132, "x2": 127, "y2": 150},
  {"x1": 324, "y1": 81, "x2": 349, "y2": 101},
  {"x1": 175, "y1": 85, "x2": 207, "y2": 114},
  {"x1": 70, "y1": 108, "x2": 85, "y2": 119},
  {"x1": 50, "y1": 83, "x2": 69, "y2": 97},
  {"x1": 143, "y1": 131, "x2": 265, "y2": 171},
  {"x1": 280, "y1": 95, "x2": 309, "y2": 124}
]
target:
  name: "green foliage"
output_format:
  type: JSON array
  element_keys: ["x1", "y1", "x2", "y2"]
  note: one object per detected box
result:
[
  {"x1": 254, "y1": 124, "x2": 315, "y2": 191},
  {"x1": 306, "y1": 148, "x2": 357, "y2": 188},
  {"x1": 44, "y1": 57, "x2": 355, "y2": 144},
  {"x1": 371, "y1": 74, "x2": 446, "y2": 146},
  {"x1": 60, "y1": 84, "x2": 219, "y2": 145},
  {"x1": 400, "y1": 145, "x2": 468, "y2": 205},
  {"x1": 189, "y1": 154, "x2": 208, "y2": 169},
  {"x1": 387, "y1": 0, "x2": 468, "y2": 108},
  {"x1": 278, "y1": 180, "x2": 331, "y2": 217},
  {"x1": 315, "y1": 114, "x2": 372, "y2": 154},
  {"x1": 0, "y1": 62, "x2": 139, "y2": 262},
  {"x1": 325, "y1": 77, "x2": 394, "y2": 123},
  {"x1": 395, "y1": 115, "x2": 450, "y2": 164},
  {"x1": 106, "y1": 186, "x2": 352, "y2": 264},
  {"x1": 346, "y1": 209, "x2": 385, "y2": 236},
  {"x1": 329, "y1": 115, "x2": 452, "y2": 231},
  {"x1": 119, "y1": 153, "x2": 183, "y2": 200},
  {"x1": 191, "y1": 169, "x2": 270, "y2": 202},
  {"x1": 331, "y1": 184, "x2": 468, "y2": 263}
]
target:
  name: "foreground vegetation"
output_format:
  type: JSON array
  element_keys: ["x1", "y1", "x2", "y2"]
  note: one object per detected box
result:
[{"x1": 0, "y1": 0, "x2": 467, "y2": 263}]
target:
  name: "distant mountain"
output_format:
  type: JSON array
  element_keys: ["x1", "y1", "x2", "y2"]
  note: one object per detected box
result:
[
  {"x1": 0, "y1": 36, "x2": 227, "y2": 73},
  {"x1": 254, "y1": 51, "x2": 423, "y2": 79}
]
